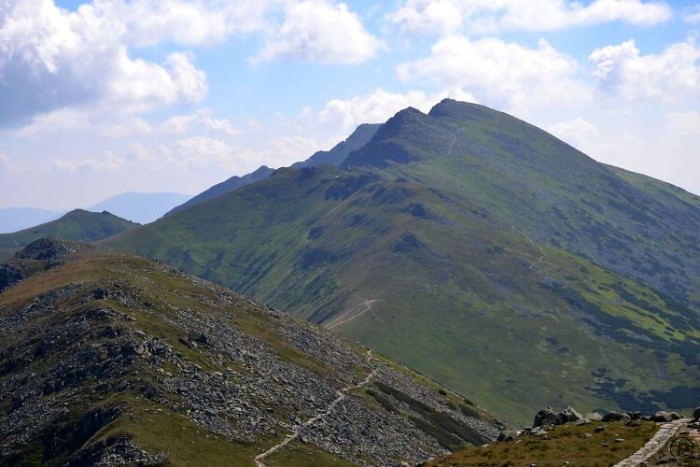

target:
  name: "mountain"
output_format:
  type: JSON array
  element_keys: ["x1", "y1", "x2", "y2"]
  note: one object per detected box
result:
[
  {"x1": 0, "y1": 209, "x2": 139, "y2": 262},
  {"x1": 0, "y1": 239, "x2": 499, "y2": 465},
  {"x1": 165, "y1": 166, "x2": 275, "y2": 217},
  {"x1": 107, "y1": 99, "x2": 700, "y2": 425},
  {"x1": 292, "y1": 123, "x2": 381, "y2": 169},
  {"x1": 165, "y1": 123, "x2": 380, "y2": 217},
  {"x1": 0, "y1": 207, "x2": 61, "y2": 234},
  {"x1": 88, "y1": 192, "x2": 191, "y2": 224}
]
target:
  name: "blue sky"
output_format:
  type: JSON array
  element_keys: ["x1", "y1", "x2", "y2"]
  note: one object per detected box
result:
[{"x1": 1, "y1": 0, "x2": 699, "y2": 210}]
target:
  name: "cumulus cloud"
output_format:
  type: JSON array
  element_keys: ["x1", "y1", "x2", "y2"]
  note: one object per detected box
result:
[
  {"x1": 589, "y1": 38, "x2": 700, "y2": 100},
  {"x1": 388, "y1": 0, "x2": 672, "y2": 35},
  {"x1": 318, "y1": 87, "x2": 476, "y2": 132},
  {"x1": 0, "y1": 0, "x2": 208, "y2": 127},
  {"x1": 397, "y1": 36, "x2": 588, "y2": 111},
  {"x1": 251, "y1": 0, "x2": 382, "y2": 65}
]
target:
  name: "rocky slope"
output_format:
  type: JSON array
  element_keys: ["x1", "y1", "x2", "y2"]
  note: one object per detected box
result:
[{"x1": 0, "y1": 239, "x2": 499, "y2": 466}]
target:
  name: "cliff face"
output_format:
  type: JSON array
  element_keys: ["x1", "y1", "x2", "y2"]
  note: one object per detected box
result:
[{"x1": 0, "y1": 240, "x2": 499, "y2": 466}]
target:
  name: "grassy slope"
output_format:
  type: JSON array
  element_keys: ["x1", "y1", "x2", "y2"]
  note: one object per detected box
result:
[
  {"x1": 0, "y1": 209, "x2": 139, "y2": 252},
  {"x1": 107, "y1": 101, "x2": 700, "y2": 425},
  {"x1": 425, "y1": 420, "x2": 659, "y2": 466}
]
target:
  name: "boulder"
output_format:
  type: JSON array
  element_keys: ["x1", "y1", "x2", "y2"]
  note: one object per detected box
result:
[
  {"x1": 585, "y1": 412, "x2": 603, "y2": 421},
  {"x1": 602, "y1": 411, "x2": 629, "y2": 422},
  {"x1": 558, "y1": 407, "x2": 582, "y2": 424},
  {"x1": 693, "y1": 407, "x2": 700, "y2": 421},
  {"x1": 653, "y1": 411, "x2": 673, "y2": 422},
  {"x1": 533, "y1": 408, "x2": 559, "y2": 427}
]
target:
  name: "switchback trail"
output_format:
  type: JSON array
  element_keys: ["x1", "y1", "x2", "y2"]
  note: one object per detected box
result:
[{"x1": 254, "y1": 350, "x2": 377, "y2": 467}]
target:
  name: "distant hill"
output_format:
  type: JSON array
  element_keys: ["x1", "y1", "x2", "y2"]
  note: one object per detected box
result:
[
  {"x1": 0, "y1": 239, "x2": 499, "y2": 465},
  {"x1": 0, "y1": 207, "x2": 61, "y2": 234},
  {"x1": 88, "y1": 192, "x2": 191, "y2": 224},
  {"x1": 0, "y1": 209, "x2": 138, "y2": 261},
  {"x1": 165, "y1": 123, "x2": 380, "y2": 217}
]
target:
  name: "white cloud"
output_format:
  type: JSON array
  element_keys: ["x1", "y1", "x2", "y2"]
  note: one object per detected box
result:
[
  {"x1": 589, "y1": 38, "x2": 700, "y2": 100},
  {"x1": 388, "y1": 0, "x2": 672, "y2": 35},
  {"x1": 122, "y1": 0, "x2": 271, "y2": 46},
  {"x1": 548, "y1": 118, "x2": 598, "y2": 149},
  {"x1": 251, "y1": 0, "x2": 383, "y2": 65},
  {"x1": 159, "y1": 110, "x2": 239, "y2": 137},
  {"x1": 397, "y1": 36, "x2": 588, "y2": 111},
  {"x1": 0, "y1": 0, "x2": 208, "y2": 127},
  {"x1": 318, "y1": 87, "x2": 476, "y2": 132},
  {"x1": 99, "y1": 118, "x2": 154, "y2": 139},
  {"x1": 53, "y1": 151, "x2": 125, "y2": 174},
  {"x1": 666, "y1": 110, "x2": 700, "y2": 135}
]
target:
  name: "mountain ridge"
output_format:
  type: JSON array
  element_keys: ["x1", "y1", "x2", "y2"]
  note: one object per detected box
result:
[
  {"x1": 0, "y1": 239, "x2": 499, "y2": 465},
  {"x1": 98, "y1": 100, "x2": 700, "y2": 423}
]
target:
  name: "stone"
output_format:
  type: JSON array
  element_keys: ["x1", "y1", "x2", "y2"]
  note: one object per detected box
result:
[
  {"x1": 558, "y1": 407, "x2": 582, "y2": 424},
  {"x1": 534, "y1": 408, "x2": 559, "y2": 427},
  {"x1": 602, "y1": 411, "x2": 626, "y2": 422},
  {"x1": 693, "y1": 407, "x2": 700, "y2": 421},
  {"x1": 585, "y1": 412, "x2": 603, "y2": 421},
  {"x1": 653, "y1": 411, "x2": 673, "y2": 422}
]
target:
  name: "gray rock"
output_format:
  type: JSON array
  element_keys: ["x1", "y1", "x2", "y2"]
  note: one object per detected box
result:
[
  {"x1": 653, "y1": 411, "x2": 673, "y2": 422},
  {"x1": 602, "y1": 411, "x2": 629, "y2": 422},
  {"x1": 693, "y1": 407, "x2": 700, "y2": 421}
]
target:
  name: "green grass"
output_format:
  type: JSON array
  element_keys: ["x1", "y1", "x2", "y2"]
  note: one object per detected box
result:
[
  {"x1": 425, "y1": 420, "x2": 659, "y2": 466},
  {"x1": 265, "y1": 439, "x2": 358, "y2": 467},
  {"x1": 0, "y1": 209, "x2": 138, "y2": 249}
]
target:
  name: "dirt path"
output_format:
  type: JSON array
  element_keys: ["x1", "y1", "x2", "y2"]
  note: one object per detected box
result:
[
  {"x1": 614, "y1": 418, "x2": 689, "y2": 467},
  {"x1": 324, "y1": 298, "x2": 381, "y2": 330},
  {"x1": 254, "y1": 350, "x2": 377, "y2": 467},
  {"x1": 511, "y1": 226, "x2": 547, "y2": 270}
]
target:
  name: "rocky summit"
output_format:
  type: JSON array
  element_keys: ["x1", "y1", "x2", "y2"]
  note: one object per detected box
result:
[{"x1": 0, "y1": 239, "x2": 499, "y2": 466}]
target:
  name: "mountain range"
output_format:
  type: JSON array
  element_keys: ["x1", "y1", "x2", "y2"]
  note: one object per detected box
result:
[{"x1": 105, "y1": 99, "x2": 700, "y2": 425}]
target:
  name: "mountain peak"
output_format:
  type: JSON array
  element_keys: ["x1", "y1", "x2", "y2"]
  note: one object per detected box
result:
[{"x1": 428, "y1": 98, "x2": 503, "y2": 124}]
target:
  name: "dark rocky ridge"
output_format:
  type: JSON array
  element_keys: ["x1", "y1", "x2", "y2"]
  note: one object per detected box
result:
[{"x1": 0, "y1": 240, "x2": 499, "y2": 465}]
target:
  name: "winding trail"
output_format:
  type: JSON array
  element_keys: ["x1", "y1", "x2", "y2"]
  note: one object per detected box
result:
[
  {"x1": 614, "y1": 418, "x2": 689, "y2": 467},
  {"x1": 446, "y1": 135, "x2": 458, "y2": 157},
  {"x1": 254, "y1": 350, "x2": 377, "y2": 467},
  {"x1": 511, "y1": 226, "x2": 547, "y2": 270},
  {"x1": 324, "y1": 298, "x2": 381, "y2": 330}
]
